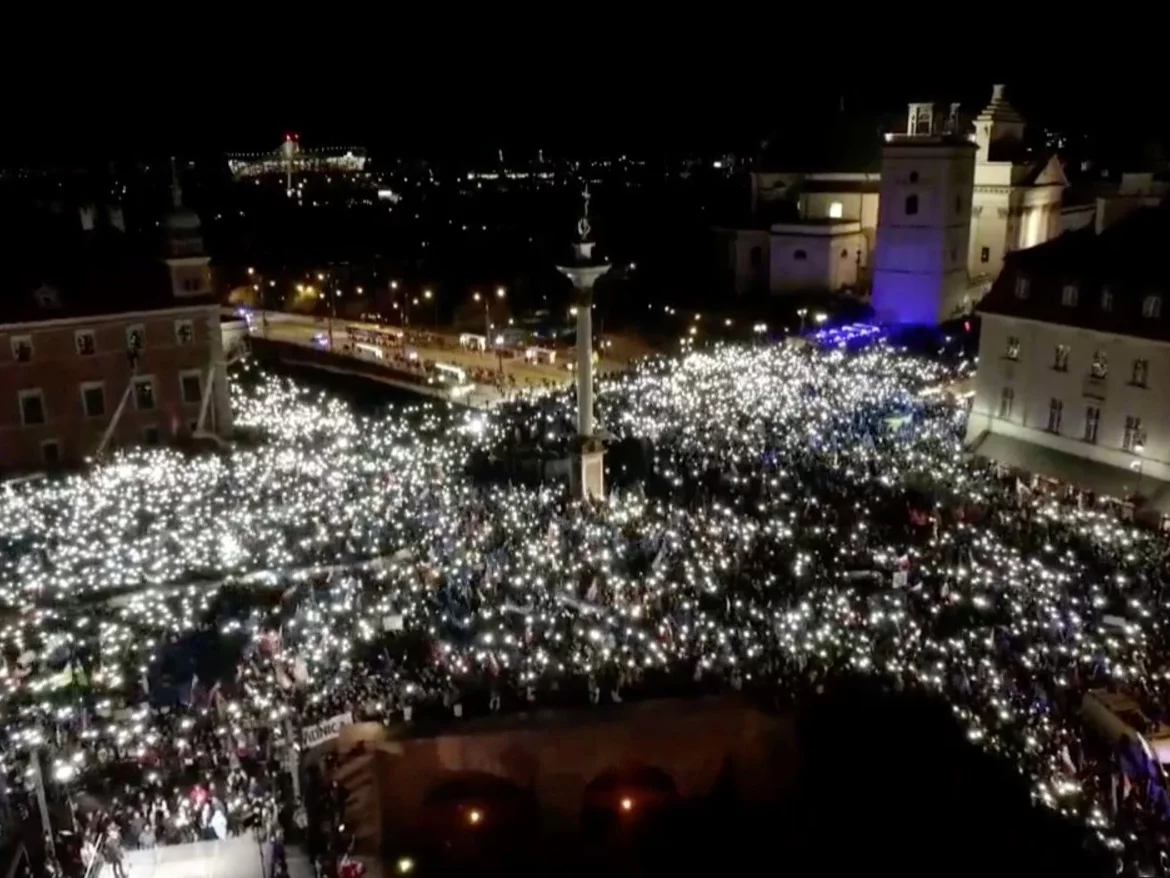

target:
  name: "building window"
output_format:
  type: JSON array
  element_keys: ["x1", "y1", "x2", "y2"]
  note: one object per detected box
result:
[
  {"x1": 133, "y1": 377, "x2": 156, "y2": 411},
  {"x1": 980, "y1": 247, "x2": 990, "y2": 264},
  {"x1": 1014, "y1": 276, "x2": 1029, "y2": 299},
  {"x1": 143, "y1": 426, "x2": 161, "y2": 446},
  {"x1": 10, "y1": 335, "x2": 32, "y2": 362},
  {"x1": 40, "y1": 439, "x2": 60, "y2": 465},
  {"x1": 182, "y1": 277, "x2": 202, "y2": 293},
  {"x1": 1061, "y1": 284, "x2": 1078, "y2": 307},
  {"x1": 955, "y1": 195, "x2": 962, "y2": 215},
  {"x1": 174, "y1": 319, "x2": 195, "y2": 346},
  {"x1": 1131, "y1": 358, "x2": 1149, "y2": 387},
  {"x1": 840, "y1": 249, "x2": 849, "y2": 259},
  {"x1": 1123, "y1": 415, "x2": 1145, "y2": 452},
  {"x1": 998, "y1": 386, "x2": 1014, "y2": 418},
  {"x1": 125, "y1": 324, "x2": 145, "y2": 354},
  {"x1": 1142, "y1": 295, "x2": 1162, "y2": 318},
  {"x1": 1101, "y1": 288, "x2": 1114, "y2": 311},
  {"x1": 793, "y1": 249, "x2": 807, "y2": 261},
  {"x1": 1053, "y1": 344, "x2": 1070, "y2": 372},
  {"x1": 1084, "y1": 406, "x2": 1101, "y2": 444},
  {"x1": 749, "y1": 246, "x2": 762, "y2": 268},
  {"x1": 75, "y1": 329, "x2": 96, "y2": 356},
  {"x1": 1046, "y1": 398, "x2": 1064, "y2": 433},
  {"x1": 1091, "y1": 349, "x2": 1108, "y2": 378},
  {"x1": 19, "y1": 389, "x2": 45, "y2": 426},
  {"x1": 904, "y1": 194, "x2": 919, "y2": 216},
  {"x1": 180, "y1": 371, "x2": 203, "y2": 405},
  {"x1": 80, "y1": 382, "x2": 106, "y2": 418},
  {"x1": 1005, "y1": 336, "x2": 1020, "y2": 360},
  {"x1": 828, "y1": 201, "x2": 844, "y2": 219},
  {"x1": 909, "y1": 171, "x2": 919, "y2": 183}
]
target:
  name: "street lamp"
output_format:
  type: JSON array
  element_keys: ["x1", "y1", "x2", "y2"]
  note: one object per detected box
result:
[
  {"x1": 474, "y1": 290, "x2": 502, "y2": 343},
  {"x1": 424, "y1": 289, "x2": 435, "y2": 325},
  {"x1": 797, "y1": 308, "x2": 808, "y2": 335}
]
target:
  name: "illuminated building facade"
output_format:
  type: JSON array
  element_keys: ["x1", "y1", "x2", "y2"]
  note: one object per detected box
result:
[
  {"x1": 967, "y1": 205, "x2": 1170, "y2": 510},
  {"x1": 0, "y1": 183, "x2": 232, "y2": 472},
  {"x1": 723, "y1": 85, "x2": 1069, "y2": 316}
]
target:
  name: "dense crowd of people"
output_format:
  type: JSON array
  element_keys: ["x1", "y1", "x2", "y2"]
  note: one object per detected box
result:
[{"x1": 0, "y1": 341, "x2": 1168, "y2": 874}]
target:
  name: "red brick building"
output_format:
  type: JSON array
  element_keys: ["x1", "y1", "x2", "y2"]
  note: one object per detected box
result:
[{"x1": 0, "y1": 189, "x2": 232, "y2": 472}]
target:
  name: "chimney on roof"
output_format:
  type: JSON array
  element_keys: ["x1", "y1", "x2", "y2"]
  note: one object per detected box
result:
[{"x1": 79, "y1": 203, "x2": 96, "y2": 232}]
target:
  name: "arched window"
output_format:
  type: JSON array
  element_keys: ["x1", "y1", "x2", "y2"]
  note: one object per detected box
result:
[
  {"x1": 793, "y1": 249, "x2": 807, "y2": 261},
  {"x1": 905, "y1": 194, "x2": 919, "y2": 216}
]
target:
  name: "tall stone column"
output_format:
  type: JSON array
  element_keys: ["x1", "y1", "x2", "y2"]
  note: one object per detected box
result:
[
  {"x1": 575, "y1": 288, "x2": 594, "y2": 438},
  {"x1": 556, "y1": 187, "x2": 610, "y2": 501}
]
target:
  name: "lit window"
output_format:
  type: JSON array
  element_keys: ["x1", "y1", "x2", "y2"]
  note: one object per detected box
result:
[
  {"x1": 1005, "y1": 336, "x2": 1020, "y2": 360},
  {"x1": 980, "y1": 247, "x2": 990, "y2": 264},
  {"x1": 1142, "y1": 295, "x2": 1162, "y2": 318},
  {"x1": 1053, "y1": 345, "x2": 1069, "y2": 371},
  {"x1": 828, "y1": 201, "x2": 844, "y2": 219},
  {"x1": 1014, "y1": 276, "x2": 1029, "y2": 299},
  {"x1": 1061, "y1": 284, "x2": 1078, "y2": 307}
]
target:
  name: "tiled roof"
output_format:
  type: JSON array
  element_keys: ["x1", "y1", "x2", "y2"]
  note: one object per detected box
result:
[
  {"x1": 0, "y1": 211, "x2": 213, "y2": 326},
  {"x1": 978, "y1": 205, "x2": 1170, "y2": 341}
]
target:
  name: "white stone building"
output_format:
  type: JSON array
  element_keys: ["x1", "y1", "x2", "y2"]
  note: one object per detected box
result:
[
  {"x1": 966, "y1": 205, "x2": 1170, "y2": 510},
  {"x1": 719, "y1": 85, "x2": 1072, "y2": 316},
  {"x1": 968, "y1": 85, "x2": 1067, "y2": 283}
]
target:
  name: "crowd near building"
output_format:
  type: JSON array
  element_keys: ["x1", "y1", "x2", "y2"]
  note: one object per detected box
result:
[{"x1": 967, "y1": 203, "x2": 1170, "y2": 516}]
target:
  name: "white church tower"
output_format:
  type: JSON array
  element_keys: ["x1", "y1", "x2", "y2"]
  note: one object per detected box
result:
[
  {"x1": 967, "y1": 84, "x2": 1066, "y2": 282},
  {"x1": 870, "y1": 102, "x2": 977, "y2": 325}
]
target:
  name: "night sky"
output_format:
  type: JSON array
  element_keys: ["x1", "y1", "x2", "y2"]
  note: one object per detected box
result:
[{"x1": 4, "y1": 52, "x2": 1164, "y2": 165}]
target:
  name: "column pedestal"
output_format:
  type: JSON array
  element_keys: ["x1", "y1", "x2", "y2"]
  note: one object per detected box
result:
[{"x1": 571, "y1": 439, "x2": 606, "y2": 501}]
